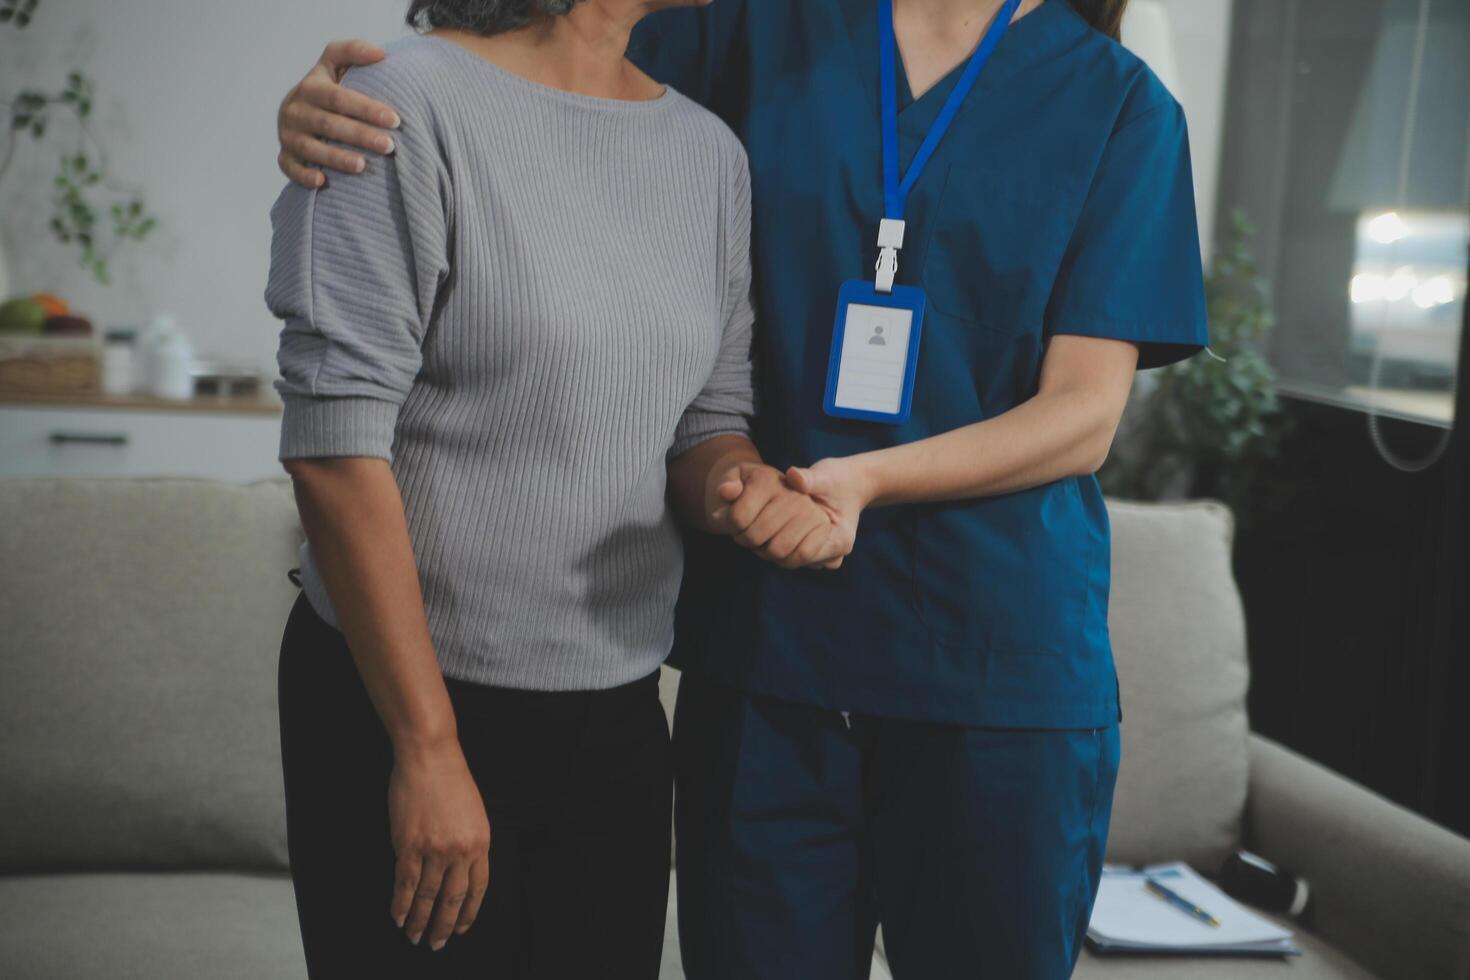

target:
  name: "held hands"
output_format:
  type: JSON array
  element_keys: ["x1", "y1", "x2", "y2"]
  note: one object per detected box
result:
[{"x1": 708, "y1": 460, "x2": 870, "y2": 571}]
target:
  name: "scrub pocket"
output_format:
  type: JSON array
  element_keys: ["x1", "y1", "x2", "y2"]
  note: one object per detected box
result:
[
  {"x1": 920, "y1": 160, "x2": 1076, "y2": 331},
  {"x1": 910, "y1": 479, "x2": 1090, "y2": 657}
]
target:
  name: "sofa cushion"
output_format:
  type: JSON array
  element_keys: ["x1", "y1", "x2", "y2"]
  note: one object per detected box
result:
[
  {"x1": 0, "y1": 871, "x2": 306, "y2": 979},
  {"x1": 0, "y1": 478, "x2": 302, "y2": 872},
  {"x1": 1103, "y1": 499, "x2": 1251, "y2": 871}
]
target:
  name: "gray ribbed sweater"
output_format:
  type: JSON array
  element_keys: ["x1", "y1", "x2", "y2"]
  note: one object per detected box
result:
[{"x1": 265, "y1": 35, "x2": 755, "y2": 691}]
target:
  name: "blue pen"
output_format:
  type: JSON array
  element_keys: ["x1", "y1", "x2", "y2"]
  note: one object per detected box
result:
[{"x1": 1144, "y1": 876, "x2": 1221, "y2": 927}]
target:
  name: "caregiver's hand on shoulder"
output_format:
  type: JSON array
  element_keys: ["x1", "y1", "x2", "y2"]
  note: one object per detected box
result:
[
  {"x1": 784, "y1": 457, "x2": 873, "y2": 569},
  {"x1": 277, "y1": 40, "x2": 402, "y2": 188},
  {"x1": 711, "y1": 462, "x2": 847, "y2": 570},
  {"x1": 388, "y1": 737, "x2": 491, "y2": 952}
]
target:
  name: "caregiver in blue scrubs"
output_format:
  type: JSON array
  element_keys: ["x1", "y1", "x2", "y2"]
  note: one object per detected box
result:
[{"x1": 273, "y1": 0, "x2": 1208, "y2": 975}]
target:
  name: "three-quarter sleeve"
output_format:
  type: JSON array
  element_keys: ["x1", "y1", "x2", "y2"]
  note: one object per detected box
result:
[
  {"x1": 265, "y1": 65, "x2": 451, "y2": 462},
  {"x1": 1043, "y1": 95, "x2": 1209, "y2": 369},
  {"x1": 670, "y1": 143, "x2": 757, "y2": 459}
]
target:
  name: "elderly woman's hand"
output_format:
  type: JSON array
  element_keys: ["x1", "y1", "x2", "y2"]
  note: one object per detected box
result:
[
  {"x1": 277, "y1": 40, "x2": 403, "y2": 188},
  {"x1": 388, "y1": 736, "x2": 491, "y2": 952}
]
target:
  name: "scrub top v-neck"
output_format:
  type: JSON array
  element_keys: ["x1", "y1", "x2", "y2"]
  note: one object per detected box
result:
[{"x1": 630, "y1": 0, "x2": 1209, "y2": 729}]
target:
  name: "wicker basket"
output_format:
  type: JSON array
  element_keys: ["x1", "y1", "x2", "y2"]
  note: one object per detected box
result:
[{"x1": 0, "y1": 336, "x2": 100, "y2": 393}]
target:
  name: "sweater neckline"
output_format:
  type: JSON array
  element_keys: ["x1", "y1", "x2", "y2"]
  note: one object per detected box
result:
[{"x1": 417, "y1": 33, "x2": 679, "y2": 113}]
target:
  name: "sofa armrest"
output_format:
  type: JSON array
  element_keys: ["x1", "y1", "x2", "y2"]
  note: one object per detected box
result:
[{"x1": 1246, "y1": 734, "x2": 1470, "y2": 980}]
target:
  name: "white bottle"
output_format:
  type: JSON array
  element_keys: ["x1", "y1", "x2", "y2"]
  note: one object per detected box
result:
[
  {"x1": 100, "y1": 328, "x2": 137, "y2": 396},
  {"x1": 141, "y1": 314, "x2": 195, "y2": 400},
  {"x1": 135, "y1": 314, "x2": 172, "y2": 394}
]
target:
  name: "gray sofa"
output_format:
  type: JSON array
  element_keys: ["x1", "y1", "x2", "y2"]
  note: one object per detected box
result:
[{"x1": 1, "y1": 479, "x2": 1467, "y2": 980}]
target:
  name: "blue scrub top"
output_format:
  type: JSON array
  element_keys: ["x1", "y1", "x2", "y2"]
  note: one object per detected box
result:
[{"x1": 630, "y1": 0, "x2": 1209, "y2": 729}]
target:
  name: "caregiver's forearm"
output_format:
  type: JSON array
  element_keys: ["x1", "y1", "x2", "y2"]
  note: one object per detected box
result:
[
  {"x1": 284, "y1": 456, "x2": 459, "y2": 751},
  {"x1": 847, "y1": 337, "x2": 1139, "y2": 507},
  {"x1": 856, "y1": 388, "x2": 1116, "y2": 506},
  {"x1": 667, "y1": 433, "x2": 764, "y2": 533}
]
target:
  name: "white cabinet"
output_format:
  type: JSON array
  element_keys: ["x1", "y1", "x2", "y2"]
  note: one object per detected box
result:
[{"x1": 0, "y1": 399, "x2": 283, "y2": 483}]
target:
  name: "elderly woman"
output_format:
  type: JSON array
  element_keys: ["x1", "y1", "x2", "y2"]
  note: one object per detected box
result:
[{"x1": 266, "y1": 0, "x2": 847, "y2": 976}]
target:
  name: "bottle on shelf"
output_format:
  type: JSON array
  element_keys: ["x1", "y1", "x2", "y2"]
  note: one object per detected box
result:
[
  {"x1": 138, "y1": 314, "x2": 195, "y2": 401},
  {"x1": 100, "y1": 328, "x2": 138, "y2": 396}
]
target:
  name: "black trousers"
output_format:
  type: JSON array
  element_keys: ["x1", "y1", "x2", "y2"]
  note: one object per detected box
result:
[{"x1": 277, "y1": 593, "x2": 673, "y2": 979}]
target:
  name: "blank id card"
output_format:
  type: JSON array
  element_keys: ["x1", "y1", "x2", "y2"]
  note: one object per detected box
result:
[
  {"x1": 824, "y1": 280, "x2": 925, "y2": 424},
  {"x1": 835, "y1": 303, "x2": 915, "y2": 412}
]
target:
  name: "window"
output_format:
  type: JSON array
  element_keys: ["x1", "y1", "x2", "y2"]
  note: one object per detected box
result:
[{"x1": 1218, "y1": 0, "x2": 1467, "y2": 430}]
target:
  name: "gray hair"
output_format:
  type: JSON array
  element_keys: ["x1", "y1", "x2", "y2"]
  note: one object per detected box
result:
[{"x1": 406, "y1": 0, "x2": 586, "y2": 35}]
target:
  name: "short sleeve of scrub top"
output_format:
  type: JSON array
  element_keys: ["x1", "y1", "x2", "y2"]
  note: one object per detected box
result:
[{"x1": 1044, "y1": 96, "x2": 1209, "y2": 368}]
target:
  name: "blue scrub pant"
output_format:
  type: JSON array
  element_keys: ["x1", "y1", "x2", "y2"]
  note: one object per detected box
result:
[{"x1": 672, "y1": 672, "x2": 1121, "y2": 980}]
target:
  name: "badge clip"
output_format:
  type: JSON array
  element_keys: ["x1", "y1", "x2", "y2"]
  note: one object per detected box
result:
[{"x1": 874, "y1": 218, "x2": 905, "y2": 294}]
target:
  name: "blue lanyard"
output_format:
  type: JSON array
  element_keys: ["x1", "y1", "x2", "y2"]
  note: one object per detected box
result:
[{"x1": 879, "y1": 0, "x2": 1022, "y2": 221}]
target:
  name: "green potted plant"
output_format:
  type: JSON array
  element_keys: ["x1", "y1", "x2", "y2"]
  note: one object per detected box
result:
[
  {"x1": 1100, "y1": 210, "x2": 1286, "y2": 511},
  {"x1": 1, "y1": 0, "x2": 158, "y2": 286}
]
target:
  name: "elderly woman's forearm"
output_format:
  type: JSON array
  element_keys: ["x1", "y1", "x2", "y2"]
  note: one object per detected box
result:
[{"x1": 284, "y1": 456, "x2": 459, "y2": 751}]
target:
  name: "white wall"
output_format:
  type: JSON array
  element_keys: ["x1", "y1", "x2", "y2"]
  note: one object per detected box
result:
[
  {"x1": 0, "y1": 0, "x2": 412, "y2": 376},
  {"x1": 1128, "y1": 0, "x2": 1236, "y2": 260},
  {"x1": 0, "y1": 0, "x2": 1235, "y2": 370}
]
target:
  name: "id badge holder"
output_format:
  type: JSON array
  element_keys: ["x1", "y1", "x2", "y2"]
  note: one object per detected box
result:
[{"x1": 824, "y1": 219, "x2": 927, "y2": 425}]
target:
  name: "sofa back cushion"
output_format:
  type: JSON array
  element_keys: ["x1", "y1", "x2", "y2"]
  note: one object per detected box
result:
[
  {"x1": 1104, "y1": 499, "x2": 1251, "y2": 871},
  {"x1": 0, "y1": 478, "x2": 302, "y2": 872}
]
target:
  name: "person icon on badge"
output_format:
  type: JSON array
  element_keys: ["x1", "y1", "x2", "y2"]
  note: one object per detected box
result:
[{"x1": 869, "y1": 325, "x2": 887, "y2": 346}]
